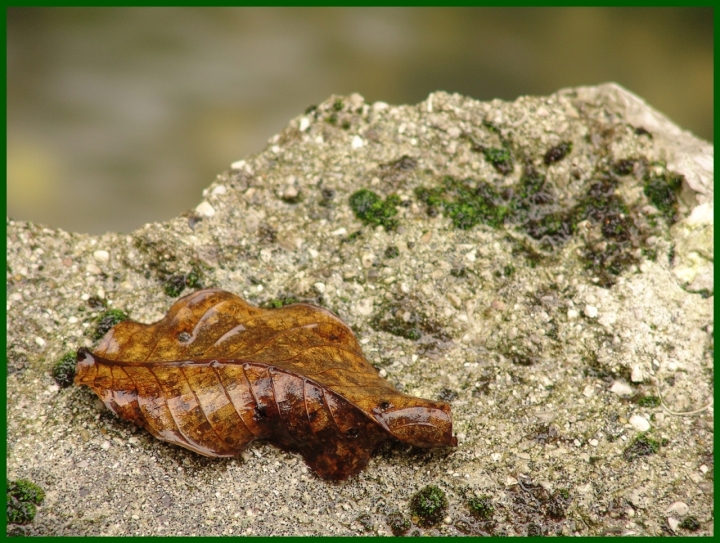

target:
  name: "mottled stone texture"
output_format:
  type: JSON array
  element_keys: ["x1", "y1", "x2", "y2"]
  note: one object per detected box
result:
[{"x1": 7, "y1": 84, "x2": 713, "y2": 536}]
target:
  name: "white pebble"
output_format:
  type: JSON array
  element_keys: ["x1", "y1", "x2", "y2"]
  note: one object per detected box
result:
[
  {"x1": 373, "y1": 101, "x2": 388, "y2": 111},
  {"x1": 299, "y1": 117, "x2": 311, "y2": 132},
  {"x1": 34, "y1": 336, "x2": 46, "y2": 348},
  {"x1": 101, "y1": 441, "x2": 111, "y2": 450},
  {"x1": 351, "y1": 135, "x2": 364, "y2": 149},
  {"x1": 361, "y1": 253, "x2": 376, "y2": 268},
  {"x1": 9, "y1": 292, "x2": 22, "y2": 302},
  {"x1": 447, "y1": 292, "x2": 462, "y2": 309},
  {"x1": 629, "y1": 415, "x2": 650, "y2": 432},
  {"x1": 68, "y1": 316, "x2": 78, "y2": 324},
  {"x1": 283, "y1": 186, "x2": 299, "y2": 200},
  {"x1": 314, "y1": 282, "x2": 326, "y2": 294},
  {"x1": 589, "y1": 439, "x2": 599, "y2": 447},
  {"x1": 86, "y1": 263, "x2": 102, "y2": 275},
  {"x1": 355, "y1": 298, "x2": 374, "y2": 316},
  {"x1": 195, "y1": 201, "x2": 216, "y2": 217},
  {"x1": 665, "y1": 501, "x2": 689, "y2": 516},
  {"x1": 610, "y1": 380, "x2": 634, "y2": 397},
  {"x1": 668, "y1": 517, "x2": 680, "y2": 532},
  {"x1": 331, "y1": 227, "x2": 347, "y2": 236},
  {"x1": 465, "y1": 249, "x2": 477, "y2": 262},
  {"x1": 211, "y1": 185, "x2": 227, "y2": 196},
  {"x1": 93, "y1": 250, "x2": 109, "y2": 263},
  {"x1": 230, "y1": 159, "x2": 246, "y2": 170},
  {"x1": 631, "y1": 364, "x2": 645, "y2": 383},
  {"x1": 378, "y1": 369, "x2": 387, "y2": 378},
  {"x1": 584, "y1": 304, "x2": 598, "y2": 318},
  {"x1": 567, "y1": 309, "x2": 579, "y2": 319}
]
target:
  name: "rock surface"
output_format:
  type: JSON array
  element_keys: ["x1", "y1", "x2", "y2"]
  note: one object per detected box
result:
[{"x1": 7, "y1": 84, "x2": 713, "y2": 536}]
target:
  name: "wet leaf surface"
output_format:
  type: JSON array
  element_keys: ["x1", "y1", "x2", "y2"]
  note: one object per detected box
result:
[{"x1": 75, "y1": 289, "x2": 456, "y2": 479}]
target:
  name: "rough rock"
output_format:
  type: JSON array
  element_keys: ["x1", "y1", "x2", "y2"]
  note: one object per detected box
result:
[{"x1": 7, "y1": 84, "x2": 713, "y2": 536}]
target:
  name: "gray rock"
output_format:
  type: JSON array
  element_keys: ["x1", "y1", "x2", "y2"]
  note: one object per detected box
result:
[{"x1": 7, "y1": 84, "x2": 713, "y2": 536}]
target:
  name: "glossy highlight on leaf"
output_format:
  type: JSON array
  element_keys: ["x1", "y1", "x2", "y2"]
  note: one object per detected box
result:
[{"x1": 74, "y1": 289, "x2": 456, "y2": 479}]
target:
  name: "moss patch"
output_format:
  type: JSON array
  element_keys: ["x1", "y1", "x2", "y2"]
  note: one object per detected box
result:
[
  {"x1": 543, "y1": 141, "x2": 572, "y2": 165},
  {"x1": 164, "y1": 269, "x2": 203, "y2": 297},
  {"x1": 416, "y1": 176, "x2": 510, "y2": 230},
  {"x1": 482, "y1": 146, "x2": 514, "y2": 175},
  {"x1": 7, "y1": 479, "x2": 45, "y2": 525},
  {"x1": 52, "y1": 351, "x2": 77, "y2": 388},
  {"x1": 679, "y1": 516, "x2": 701, "y2": 531},
  {"x1": 467, "y1": 495, "x2": 494, "y2": 520},
  {"x1": 623, "y1": 433, "x2": 663, "y2": 461},
  {"x1": 635, "y1": 395, "x2": 661, "y2": 408},
  {"x1": 643, "y1": 172, "x2": 682, "y2": 223},
  {"x1": 260, "y1": 295, "x2": 304, "y2": 309},
  {"x1": 386, "y1": 511, "x2": 411, "y2": 535},
  {"x1": 349, "y1": 189, "x2": 401, "y2": 230},
  {"x1": 410, "y1": 485, "x2": 448, "y2": 527},
  {"x1": 370, "y1": 298, "x2": 449, "y2": 350},
  {"x1": 93, "y1": 309, "x2": 129, "y2": 340}
]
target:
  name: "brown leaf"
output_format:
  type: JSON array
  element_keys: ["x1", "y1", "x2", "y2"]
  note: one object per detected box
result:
[{"x1": 75, "y1": 289, "x2": 456, "y2": 479}]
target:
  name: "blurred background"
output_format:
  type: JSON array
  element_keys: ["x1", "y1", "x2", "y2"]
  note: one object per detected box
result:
[{"x1": 7, "y1": 7, "x2": 713, "y2": 235}]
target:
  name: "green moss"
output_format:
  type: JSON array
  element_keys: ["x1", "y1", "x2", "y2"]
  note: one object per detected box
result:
[
  {"x1": 333, "y1": 99, "x2": 344, "y2": 111},
  {"x1": 261, "y1": 296, "x2": 303, "y2": 309},
  {"x1": 636, "y1": 395, "x2": 661, "y2": 408},
  {"x1": 6, "y1": 497, "x2": 36, "y2": 525},
  {"x1": 387, "y1": 511, "x2": 411, "y2": 536},
  {"x1": 623, "y1": 433, "x2": 662, "y2": 461},
  {"x1": 384, "y1": 245, "x2": 400, "y2": 259},
  {"x1": 93, "y1": 309, "x2": 129, "y2": 340},
  {"x1": 410, "y1": 485, "x2": 448, "y2": 527},
  {"x1": 8, "y1": 481, "x2": 45, "y2": 505},
  {"x1": 679, "y1": 516, "x2": 701, "y2": 531},
  {"x1": 52, "y1": 352, "x2": 77, "y2": 388},
  {"x1": 467, "y1": 495, "x2": 494, "y2": 520},
  {"x1": 349, "y1": 189, "x2": 401, "y2": 230},
  {"x1": 416, "y1": 177, "x2": 509, "y2": 230},
  {"x1": 7, "y1": 479, "x2": 45, "y2": 525},
  {"x1": 164, "y1": 269, "x2": 203, "y2": 297},
  {"x1": 643, "y1": 173, "x2": 682, "y2": 223},
  {"x1": 482, "y1": 147, "x2": 513, "y2": 175},
  {"x1": 544, "y1": 141, "x2": 572, "y2": 165}
]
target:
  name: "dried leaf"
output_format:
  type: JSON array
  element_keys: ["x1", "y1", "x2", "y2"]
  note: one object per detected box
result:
[{"x1": 75, "y1": 289, "x2": 456, "y2": 479}]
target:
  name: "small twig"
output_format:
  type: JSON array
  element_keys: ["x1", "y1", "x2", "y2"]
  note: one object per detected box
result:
[{"x1": 655, "y1": 384, "x2": 713, "y2": 416}]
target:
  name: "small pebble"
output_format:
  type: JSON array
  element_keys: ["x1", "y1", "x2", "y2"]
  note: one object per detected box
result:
[
  {"x1": 314, "y1": 282, "x2": 326, "y2": 294},
  {"x1": 491, "y1": 299, "x2": 506, "y2": 311},
  {"x1": 447, "y1": 293, "x2": 462, "y2": 309},
  {"x1": 93, "y1": 250, "x2": 109, "y2": 263},
  {"x1": 665, "y1": 501, "x2": 689, "y2": 516},
  {"x1": 195, "y1": 201, "x2": 216, "y2": 217},
  {"x1": 283, "y1": 186, "x2": 299, "y2": 200},
  {"x1": 35, "y1": 336, "x2": 46, "y2": 348},
  {"x1": 355, "y1": 298, "x2": 374, "y2": 316},
  {"x1": 86, "y1": 263, "x2": 102, "y2": 275},
  {"x1": 668, "y1": 517, "x2": 680, "y2": 532},
  {"x1": 101, "y1": 441, "x2": 111, "y2": 450},
  {"x1": 378, "y1": 369, "x2": 387, "y2": 378},
  {"x1": 631, "y1": 364, "x2": 645, "y2": 383},
  {"x1": 211, "y1": 185, "x2": 227, "y2": 196},
  {"x1": 567, "y1": 308, "x2": 579, "y2": 319},
  {"x1": 584, "y1": 304, "x2": 598, "y2": 318},
  {"x1": 610, "y1": 381, "x2": 634, "y2": 397},
  {"x1": 629, "y1": 415, "x2": 650, "y2": 432},
  {"x1": 351, "y1": 136, "x2": 364, "y2": 149}
]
